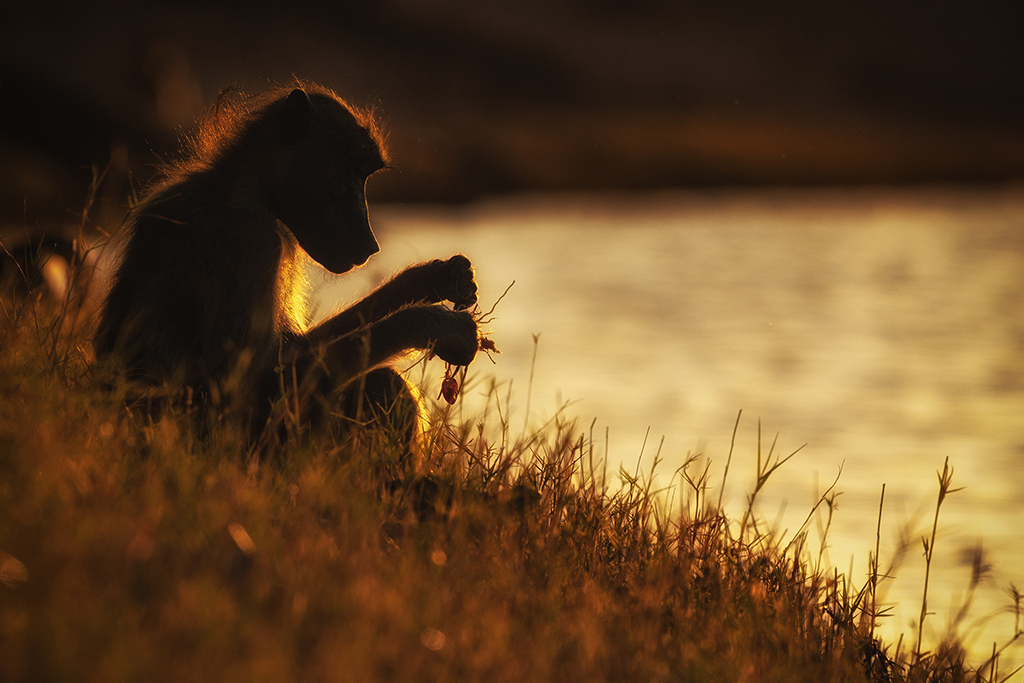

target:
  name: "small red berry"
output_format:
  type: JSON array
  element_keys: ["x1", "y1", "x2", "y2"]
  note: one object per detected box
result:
[{"x1": 440, "y1": 375, "x2": 460, "y2": 404}]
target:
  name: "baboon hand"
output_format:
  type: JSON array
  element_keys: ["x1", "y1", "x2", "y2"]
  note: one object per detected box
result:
[
  {"x1": 424, "y1": 254, "x2": 478, "y2": 310},
  {"x1": 431, "y1": 308, "x2": 479, "y2": 366}
]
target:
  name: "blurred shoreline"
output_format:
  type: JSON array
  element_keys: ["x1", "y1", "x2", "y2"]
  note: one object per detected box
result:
[{"x1": 3, "y1": 0, "x2": 1023, "y2": 221}]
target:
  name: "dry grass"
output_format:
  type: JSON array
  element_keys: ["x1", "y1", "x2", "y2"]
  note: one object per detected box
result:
[{"x1": 1, "y1": 238, "x2": 1020, "y2": 683}]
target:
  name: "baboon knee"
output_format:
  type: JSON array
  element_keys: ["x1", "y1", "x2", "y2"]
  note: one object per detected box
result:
[{"x1": 337, "y1": 368, "x2": 420, "y2": 455}]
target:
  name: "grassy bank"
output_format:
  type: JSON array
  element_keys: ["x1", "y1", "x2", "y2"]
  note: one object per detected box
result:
[{"x1": 0, "y1": 269, "x2": 1019, "y2": 682}]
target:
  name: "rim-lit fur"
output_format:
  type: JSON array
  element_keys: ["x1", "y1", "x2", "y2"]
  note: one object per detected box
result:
[{"x1": 94, "y1": 82, "x2": 479, "y2": 443}]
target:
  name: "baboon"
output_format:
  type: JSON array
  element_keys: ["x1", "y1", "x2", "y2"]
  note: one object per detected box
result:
[{"x1": 94, "y1": 83, "x2": 479, "y2": 446}]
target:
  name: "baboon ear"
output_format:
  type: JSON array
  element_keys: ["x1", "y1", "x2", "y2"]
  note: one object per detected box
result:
[{"x1": 276, "y1": 88, "x2": 312, "y2": 143}]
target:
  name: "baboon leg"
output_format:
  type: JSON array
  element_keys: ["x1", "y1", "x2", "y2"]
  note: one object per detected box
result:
[
  {"x1": 258, "y1": 356, "x2": 418, "y2": 459},
  {"x1": 332, "y1": 367, "x2": 420, "y2": 470},
  {"x1": 337, "y1": 367, "x2": 419, "y2": 437}
]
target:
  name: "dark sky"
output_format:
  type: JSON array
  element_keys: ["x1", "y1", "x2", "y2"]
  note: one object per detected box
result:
[{"x1": 2, "y1": 0, "x2": 1022, "y2": 212}]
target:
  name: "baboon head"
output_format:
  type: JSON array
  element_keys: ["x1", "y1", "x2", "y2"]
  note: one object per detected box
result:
[{"x1": 262, "y1": 88, "x2": 387, "y2": 274}]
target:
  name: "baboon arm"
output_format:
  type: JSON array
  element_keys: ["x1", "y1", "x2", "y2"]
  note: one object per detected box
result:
[
  {"x1": 305, "y1": 255, "x2": 477, "y2": 346},
  {"x1": 307, "y1": 305, "x2": 478, "y2": 379},
  {"x1": 303, "y1": 290, "x2": 408, "y2": 346}
]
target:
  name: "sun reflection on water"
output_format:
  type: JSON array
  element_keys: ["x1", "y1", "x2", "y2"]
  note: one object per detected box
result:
[{"x1": 315, "y1": 185, "x2": 1024, "y2": 666}]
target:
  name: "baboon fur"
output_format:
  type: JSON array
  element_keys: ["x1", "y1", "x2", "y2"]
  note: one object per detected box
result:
[{"x1": 94, "y1": 83, "x2": 479, "y2": 446}]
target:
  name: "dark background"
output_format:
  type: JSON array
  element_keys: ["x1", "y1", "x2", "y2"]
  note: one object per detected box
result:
[{"x1": 2, "y1": 0, "x2": 1022, "y2": 223}]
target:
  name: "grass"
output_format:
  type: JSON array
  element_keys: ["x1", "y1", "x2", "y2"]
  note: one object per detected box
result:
[{"x1": 1, "y1": 232, "x2": 1022, "y2": 682}]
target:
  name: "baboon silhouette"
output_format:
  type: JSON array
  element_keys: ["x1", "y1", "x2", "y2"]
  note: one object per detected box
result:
[{"x1": 94, "y1": 83, "x2": 479, "y2": 445}]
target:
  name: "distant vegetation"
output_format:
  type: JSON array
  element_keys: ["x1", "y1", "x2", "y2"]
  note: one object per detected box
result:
[{"x1": 1, "y1": 231, "x2": 1020, "y2": 683}]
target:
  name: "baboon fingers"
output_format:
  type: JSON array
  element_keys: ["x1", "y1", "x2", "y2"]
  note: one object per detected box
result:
[
  {"x1": 442, "y1": 254, "x2": 478, "y2": 310},
  {"x1": 430, "y1": 308, "x2": 479, "y2": 366},
  {"x1": 415, "y1": 255, "x2": 477, "y2": 309}
]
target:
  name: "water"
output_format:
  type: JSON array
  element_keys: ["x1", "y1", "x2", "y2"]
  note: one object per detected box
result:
[{"x1": 317, "y1": 185, "x2": 1024, "y2": 666}]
